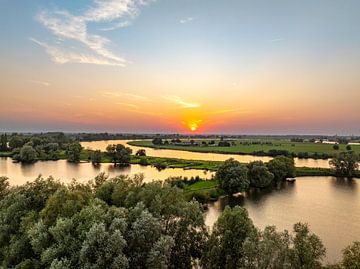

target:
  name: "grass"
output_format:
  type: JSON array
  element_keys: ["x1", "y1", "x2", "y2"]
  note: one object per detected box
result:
[
  {"x1": 128, "y1": 140, "x2": 360, "y2": 158},
  {"x1": 182, "y1": 180, "x2": 224, "y2": 203},
  {"x1": 0, "y1": 151, "x2": 12, "y2": 157},
  {"x1": 183, "y1": 180, "x2": 219, "y2": 191},
  {"x1": 76, "y1": 148, "x2": 360, "y2": 178},
  {"x1": 3, "y1": 148, "x2": 359, "y2": 178}
]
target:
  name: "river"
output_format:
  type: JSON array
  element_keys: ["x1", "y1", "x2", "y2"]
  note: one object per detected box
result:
[
  {"x1": 0, "y1": 157, "x2": 213, "y2": 185},
  {"x1": 1, "y1": 142, "x2": 358, "y2": 263},
  {"x1": 205, "y1": 176, "x2": 360, "y2": 263},
  {"x1": 81, "y1": 140, "x2": 331, "y2": 168}
]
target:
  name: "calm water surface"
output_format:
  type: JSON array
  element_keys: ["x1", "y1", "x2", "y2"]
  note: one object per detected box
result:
[
  {"x1": 81, "y1": 140, "x2": 331, "y2": 168},
  {"x1": 205, "y1": 177, "x2": 360, "y2": 263},
  {"x1": 1, "y1": 154, "x2": 359, "y2": 263},
  {"x1": 0, "y1": 157, "x2": 213, "y2": 185}
]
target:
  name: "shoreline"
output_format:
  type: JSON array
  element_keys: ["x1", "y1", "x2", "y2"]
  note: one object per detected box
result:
[
  {"x1": 2, "y1": 152, "x2": 359, "y2": 178},
  {"x1": 127, "y1": 140, "x2": 337, "y2": 161}
]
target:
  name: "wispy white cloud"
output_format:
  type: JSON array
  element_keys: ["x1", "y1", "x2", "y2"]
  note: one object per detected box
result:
[
  {"x1": 209, "y1": 108, "x2": 253, "y2": 115},
  {"x1": 31, "y1": 38, "x2": 125, "y2": 66},
  {"x1": 180, "y1": 17, "x2": 194, "y2": 24},
  {"x1": 28, "y1": 79, "x2": 51, "y2": 87},
  {"x1": 102, "y1": 91, "x2": 151, "y2": 101},
  {"x1": 269, "y1": 38, "x2": 284, "y2": 43},
  {"x1": 84, "y1": 0, "x2": 139, "y2": 22},
  {"x1": 100, "y1": 21, "x2": 131, "y2": 31},
  {"x1": 33, "y1": 0, "x2": 153, "y2": 66},
  {"x1": 165, "y1": 95, "x2": 200, "y2": 109}
]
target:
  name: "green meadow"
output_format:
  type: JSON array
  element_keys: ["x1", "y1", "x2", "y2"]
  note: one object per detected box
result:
[{"x1": 128, "y1": 139, "x2": 360, "y2": 157}]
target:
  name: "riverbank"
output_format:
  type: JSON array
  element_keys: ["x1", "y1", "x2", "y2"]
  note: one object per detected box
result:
[
  {"x1": 0, "y1": 151, "x2": 12, "y2": 157},
  {"x1": 180, "y1": 171, "x2": 360, "y2": 205},
  {"x1": 128, "y1": 140, "x2": 360, "y2": 160},
  {"x1": 3, "y1": 148, "x2": 359, "y2": 178},
  {"x1": 77, "y1": 150, "x2": 359, "y2": 178}
]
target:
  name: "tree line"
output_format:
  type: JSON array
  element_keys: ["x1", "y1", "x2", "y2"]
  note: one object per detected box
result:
[
  {"x1": 0, "y1": 175, "x2": 359, "y2": 269},
  {"x1": 0, "y1": 133, "x2": 78, "y2": 163},
  {"x1": 215, "y1": 156, "x2": 296, "y2": 194}
]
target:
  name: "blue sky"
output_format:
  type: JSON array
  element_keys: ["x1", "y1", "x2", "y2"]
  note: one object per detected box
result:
[{"x1": 1, "y1": 0, "x2": 360, "y2": 134}]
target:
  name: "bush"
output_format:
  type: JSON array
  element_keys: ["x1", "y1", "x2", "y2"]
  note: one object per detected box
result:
[
  {"x1": 139, "y1": 157, "x2": 149, "y2": 166},
  {"x1": 152, "y1": 137, "x2": 163, "y2": 145},
  {"x1": 248, "y1": 161, "x2": 274, "y2": 188},
  {"x1": 19, "y1": 145, "x2": 37, "y2": 163},
  {"x1": 215, "y1": 158, "x2": 249, "y2": 195},
  {"x1": 218, "y1": 141, "x2": 231, "y2": 147},
  {"x1": 154, "y1": 162, "x2": 167, "y2": 170},
  {"x1": 189, "y1": 191, "x2": 210, "y2": 204},
  {"x1": 329, "y1": 151, "x2": 359, "y2": 177},
  {"x1": 267, "y1": 156, "x2": 295, "y2": 183}
]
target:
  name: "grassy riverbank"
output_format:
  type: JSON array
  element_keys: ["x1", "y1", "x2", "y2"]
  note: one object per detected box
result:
[
  {"x1": 76, "y1": 149, "x2": 360, "y2": 180},
  {"x1": 0, "y1": 151, "x2": 12, "y2": 157},
  {"x1": 4, "y1": 148, "x2": 358, "y2": 178},
  {"x1": 128, "y1": 140, "x2": 360, "y2": 159},
  {"x1": 180, "y1": 170, "x2": 360, "y2": 203},
  {"x1": 3, "y1": 148, "x2": 359, "y2": 204}
]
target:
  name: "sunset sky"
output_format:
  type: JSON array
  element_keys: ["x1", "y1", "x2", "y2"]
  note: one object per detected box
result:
[{"x1": 1, "y1": 0, "x2": 360, "y2": 134}]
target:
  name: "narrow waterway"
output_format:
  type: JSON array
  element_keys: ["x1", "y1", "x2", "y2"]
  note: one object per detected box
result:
[
  {"x1": 81, "y1": 140, "x2": 332, "y2": 168},
  {"x1": 0, "y1": 157, "x2": 213, "y2": 185}
]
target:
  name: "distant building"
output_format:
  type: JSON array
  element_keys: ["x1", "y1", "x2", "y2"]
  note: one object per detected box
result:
[{"x1": 314, "y1": 139, "x2": 338, "y2": 145}]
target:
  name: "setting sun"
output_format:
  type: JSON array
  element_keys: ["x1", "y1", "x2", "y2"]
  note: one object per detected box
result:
[
  {"x1": 187, "y1": 120, "x2": 202, "y2": 132},
  {"x1": 1, "y1": 1, "x2": 360, "y2": 266}
]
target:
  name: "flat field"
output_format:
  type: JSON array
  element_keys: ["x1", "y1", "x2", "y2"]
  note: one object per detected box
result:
[{"x1": 128, "y1": 139, "x2": 360, "y2": 157}]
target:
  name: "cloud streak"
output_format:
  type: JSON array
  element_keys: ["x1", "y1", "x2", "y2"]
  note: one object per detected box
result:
[
  {"x1": 100, "y1": 21, "x2": 132, "y2": 31},
  {"x1": 165, "y1": 96, "x2": 200, "y2": 109},
  {"x1": 28, "y1": 79, "x2": 51, "y2": 87},
  {"x1": 33, "y1": 0, "x2": 153, "y2": 66},
  {"x1": 31, "y1": 38, "x2": 125, "y2": 66},
  {"x1": 180, "y1": 17, "x2": 194, "y2": 24},
  {"x1": 102, "y1": 91, "x2": 151, "y2": 101},
  {"x1": 269, "y1": 38, "x2": 284, "y2": 43}
]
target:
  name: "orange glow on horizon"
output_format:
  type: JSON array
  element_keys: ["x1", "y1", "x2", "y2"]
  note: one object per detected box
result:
[{"x1": 186, "y1": 119, "x2": 203, "y2": 132}]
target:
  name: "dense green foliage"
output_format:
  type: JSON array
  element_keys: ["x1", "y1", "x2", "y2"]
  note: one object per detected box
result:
[
  {"x1": 66, "y1": 142, "x2": 83, "y2": 163},
  {"x1": 202, "y1": 206, "x2": 256, "y2": 268},
  {"x1": 247, "y1": 161, "x2": 274, "y2": 188},
  {"x1": 91, "y1": 150, "x2": 102, "y2": 165},
  {"x1": 2, "y1": 133, "x2": 74, "y2": 162},
  {"x1": 152, "y1": 137, "x2": 163, "y2": 145},
  {"x1": 106, "y1": 144, "x2": 132, "y2": 166},
  {"x1": 267, "y1": 156, "x2": 296, "y2": 183},
  {"x1": 341, "y1": 242, "x2": 360, "y2": 269},
  {"x1": 202, "y1": 206, "x2": 326, "y2": 269},
  {"x1": 0, "y1": 175, "x2": 206, "y2": 268},
  {"x1": 135, "y1": 149, "x2": 146, "y2": 156},
  {"x1": 215, "y1": 157, "x2": 295, "y2": 195},
  {"x1": 16, "y1": 145, "x2": 37, "y2": 163},
  {"x1": 0, "y1": 175, "x2": 359, "y2": 268},
  {"x1": 329, "y1": 152, "x2": 359, "y2": 177},
  {"x1": 0, "y1": 134, "x2": 8, "y2": 151},
  {"x1": 215, "y1": 158, "x2": 250, "y2": 195}
]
